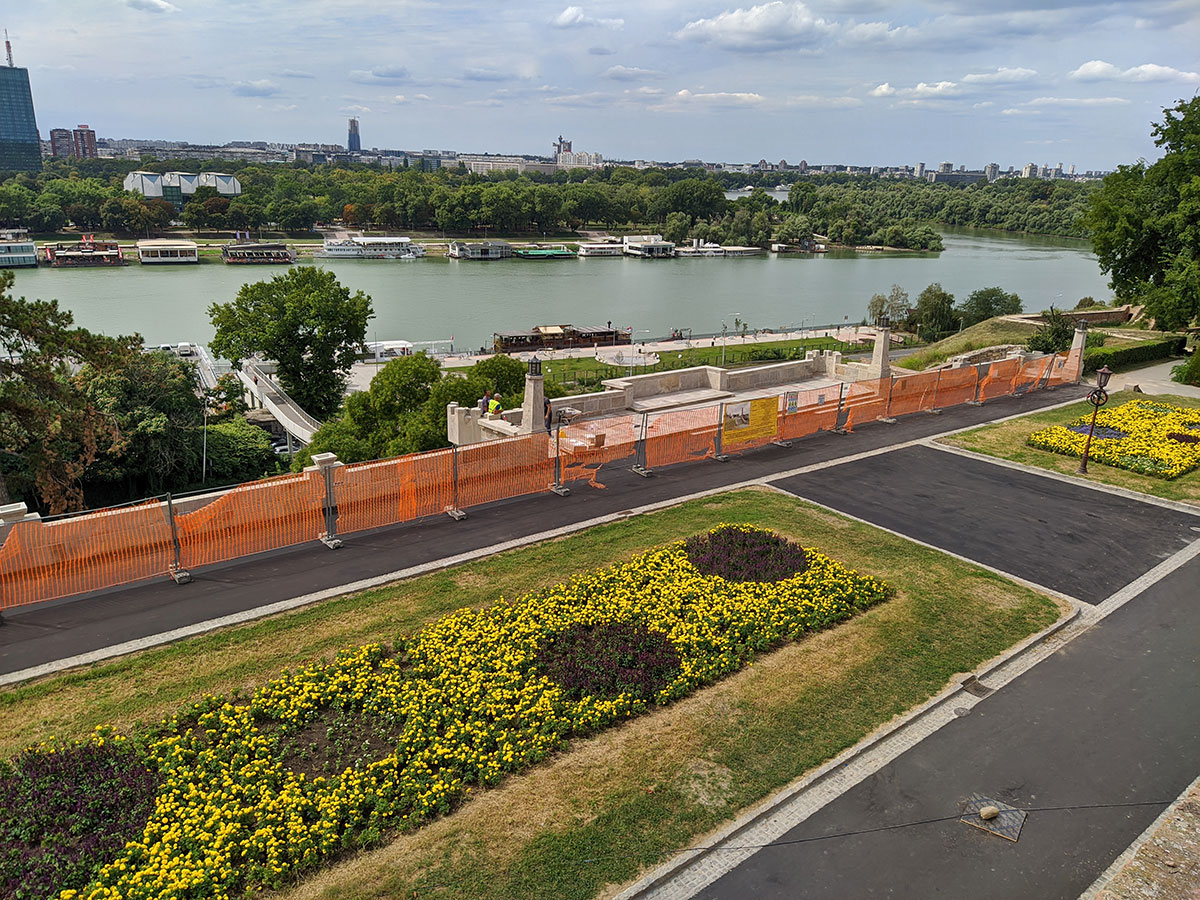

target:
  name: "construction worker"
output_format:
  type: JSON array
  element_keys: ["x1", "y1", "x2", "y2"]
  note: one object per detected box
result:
[{"x1": 488, "y1": 393, "x2": 502, "y2": 415}]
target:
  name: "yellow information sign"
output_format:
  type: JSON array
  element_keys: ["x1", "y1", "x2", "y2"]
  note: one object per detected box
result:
[{"x1": 723, "y1": 396, "x2": 778, "y2": 445}]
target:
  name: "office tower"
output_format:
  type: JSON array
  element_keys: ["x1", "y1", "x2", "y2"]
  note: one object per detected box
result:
[
  {"x1": 347, "y1": 117, "x2": 361, "y2": 152},
  {"x1": 0, "y1": 36, "x2": 42, "y2": 171}
]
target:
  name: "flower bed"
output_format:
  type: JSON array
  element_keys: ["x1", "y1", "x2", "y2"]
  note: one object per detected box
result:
[
  {"x1": 7, "y1": 526, "x2": 887, "y2": 900},
  {"x1": 1028, "y1": 399, "x2": 1200, "y2": 479}
]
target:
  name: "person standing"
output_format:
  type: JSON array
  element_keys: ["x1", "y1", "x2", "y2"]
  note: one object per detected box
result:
[{"x1": 480, "y1": 390, "x2": 491, "y2": 413}]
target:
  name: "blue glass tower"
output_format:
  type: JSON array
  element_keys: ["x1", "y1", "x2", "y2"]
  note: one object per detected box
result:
[
  {"x1": 347, "y1": 117, "x2": 361, "y2": 152},
  {"x1": 0, "y1": 63, "x2": 42, "y2": 172}
]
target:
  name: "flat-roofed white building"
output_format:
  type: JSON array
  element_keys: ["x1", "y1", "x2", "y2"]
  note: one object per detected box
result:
[
  {"x1": 123, "y1": 170, "x2": 242, "y2": 208},
  {"x1": 135, "y1": 238, "x2": 199, "y2": 264}
]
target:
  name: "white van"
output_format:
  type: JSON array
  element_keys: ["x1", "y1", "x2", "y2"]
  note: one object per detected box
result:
[{"x1": 176, "y1": 342, "x2": 195, "y2": 356}]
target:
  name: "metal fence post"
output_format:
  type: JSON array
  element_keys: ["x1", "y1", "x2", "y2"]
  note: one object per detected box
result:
[
  {"x1": 928, "y1": 368, "x2": 943, "y2": 414},
  {"x1": 714, "y1": 403, "x2": 729, "y2": 461},
  {"x1": 879, "y1": 376, "x2": 898, "y2": 424},
  {"x1": 446, "y1": 445, "x2": 467, "y2": 520},
  {"x1": 968, "y1": 363, "x2": 986, "y2": 406},
  {"x1": 165, "y1": 492, "x2": 191, "y2": 584},
  {"x1": 631, "y1": 412, "x2": 653, "y2": 477},
  {"x1": 833, "y1": 383, "x2": 850, "y2": 434},
  {"x1": 319, "y1": 466, "x2": 342, "y2": 549}
]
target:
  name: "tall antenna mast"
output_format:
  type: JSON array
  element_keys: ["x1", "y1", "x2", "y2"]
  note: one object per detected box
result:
[{"x1": 4, "y1": 30, "x2": 13, "y2": 68}]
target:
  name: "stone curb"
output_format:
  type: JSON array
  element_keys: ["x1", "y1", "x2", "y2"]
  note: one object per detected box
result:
[{"x1": 613, "y1": 598, "x2": 1082, "y2": 900}]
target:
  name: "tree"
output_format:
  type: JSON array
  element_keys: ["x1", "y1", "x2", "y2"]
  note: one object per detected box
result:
[
  {"x1": 0, "y1": 271, "x2": 139, "y2": 512},
  {"x1": 366, "y1": 353, "x2": 442, "y2": 423},
  {"x1": 866, "y1": 292, "x2": 888, "y2": 323},
  {"x1": 469, "y1": 353, "x2": 528, "y2": 398},
  {"x1": 956, "y1": 286, "x2": 1022, "y2": 328},
  {"x1": 885, "y1": 284, "x2": 912, "y2": 324},
  {"x1": 209, "y1": 268, "x2": 373, "y2": 421},
  {"x1": 202, "y1": 417, "x2": 278, "y2": 484},
  {"x1": 914, "y1": 283, "x2": 956, "y2": 337},
  {"x1": 1086, "y1": 96, "x2": 1200, "y2": 329},
  {"x1": 1026, "y1": 307, "x2": 1075, "y2": 353}
]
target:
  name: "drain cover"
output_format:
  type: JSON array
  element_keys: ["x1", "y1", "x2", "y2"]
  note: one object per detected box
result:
[
  {"x1": 961, "y1": 676, "x2": 994, "y2": 698},
  {"x1": 960, "y1": 793, "x2": 1026, "y2": 842}
]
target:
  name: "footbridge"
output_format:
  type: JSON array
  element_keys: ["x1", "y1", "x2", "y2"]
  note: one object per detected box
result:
[{"x1": 238, "y1": 361, "x2": 322, "y2": 444}]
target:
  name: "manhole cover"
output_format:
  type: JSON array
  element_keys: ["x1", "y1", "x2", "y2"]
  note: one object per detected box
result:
[
  {"x1": 953, "y1": 707, "x2": 972, "y2": 717},
  {"x1": 960, "y1": 793, "x2": 1026, "y2": 842}
]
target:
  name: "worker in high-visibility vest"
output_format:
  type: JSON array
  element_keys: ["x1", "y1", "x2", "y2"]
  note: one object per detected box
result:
[{"x1": 488, "y1": 394, "x2": 502, "y2": 415}]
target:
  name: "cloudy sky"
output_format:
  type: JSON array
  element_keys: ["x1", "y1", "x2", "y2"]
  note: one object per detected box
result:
[{"x1": 9, "y1": 0, "x2": 1200, "y2": 169}]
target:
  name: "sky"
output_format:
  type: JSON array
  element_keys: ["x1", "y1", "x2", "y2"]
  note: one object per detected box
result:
[{"x1": 8, "y1": 0, "x2": 1200, "y2": 170}]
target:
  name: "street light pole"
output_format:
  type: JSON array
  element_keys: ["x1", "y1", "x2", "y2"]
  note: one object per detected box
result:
[{"x1": 1076, "y1": 365, "x2": 1113, "y2": 475}]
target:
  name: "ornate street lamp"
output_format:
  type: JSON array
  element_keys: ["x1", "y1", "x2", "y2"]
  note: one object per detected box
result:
[{"x1": 1076, "y1": 365, "x2": 1113, "y2": 475}]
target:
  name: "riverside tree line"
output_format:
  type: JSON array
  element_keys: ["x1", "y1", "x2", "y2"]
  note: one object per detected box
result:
[{"x1": 0, "y1": 157, "x2": 1096, "y2": 251}]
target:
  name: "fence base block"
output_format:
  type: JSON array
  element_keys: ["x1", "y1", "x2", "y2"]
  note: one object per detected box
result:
[
  {"x1": 631, "y1": 465, "x2": 654, "y2": 478},
  {"x1": 170, "y1": 568, "x2": 192, "y2": 585},
  {"x1": 0, "y1": 611, "x2": 5, "y2": 627},
  {"x1": 967, "y1": 400, "x2": 984, "y2": 407},
  {"x1": 876, "y1": 417, "x2": 898, "y2": 425},
  {"x1": 551, "y1": 484, "x2": 572, "y2": 496},
  {"x1": 445, "y1": 507, "x2": 468, "y2": 521},
  {"x1": 927, "y1": 408, "x2": 943, "y2": 415},
  {"x1": 714, "y1": 454, "x2": 731, "y2": 462},
  {"x1": 320, "y1": 535, "x2": 344, "y2": 550},
  {"x1": 771, "y1": 440, "x2": 793, "y2": 448}
]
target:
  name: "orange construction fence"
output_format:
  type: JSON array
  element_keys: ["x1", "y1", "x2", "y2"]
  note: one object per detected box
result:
[
  {"x1": 334, "y1": 449, "x2": 455, "y2": 535},
  {"x1": 977, "y1": 358, "x2": 1022, "y2": 403},
  {"x1": 885, "y1": 371, "x2": 941, "y2": 418},
  {"x1": 780, "y1": 386, "x2": 842, "y2": 441},
  {"x1": 561, "y1": 414, "x2": 639, "y2": 486},
  {"x1": 645, "y1": 406, "x2": 719, "y2": 468},
  {"x1": 175, "y1": 471, "x2": 326, "y2": 571},
  {"x1": 720, "y1": 396, "x2": 782, "y2": 454},
  {"x1": 932, "y1": 366, "x2": 980, "y2": 407},
  {"x1": 840, "y1": 378, "x2": 891, "y2": 432},
  {"x1": 454, "y1": 433, "x2": 554, "y2": 510},
  {"x1": 0, "y1": 501, "x2": 173, "y2": 609}
]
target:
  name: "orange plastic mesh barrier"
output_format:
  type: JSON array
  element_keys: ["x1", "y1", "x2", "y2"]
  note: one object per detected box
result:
[
  {"x1": 1050, "y1": 347, "x2": 1083, "y2": 385},
  {"x1": 780, "y1": 386, "x2": 842, "y2": 441},
  {"x1": 977, "y1": 358, "x2": 1022, "y2": 403},
  {"x1": 176, "y1": 471, "x2": 326, "y2": 570},
  {"x1": 455, "y1": 433, "x2": 554, "y2": 509},
  {"x1": 840, "y1": 378, "x2": 891, "y2": 431},
  {"x1": 720, "y1": 396, "x2": 782, "y2": 454},
  {"x1": 561, "y1": 415, "x2": 639, "y2": 486},
  {"x1": 0, "y1": 501, "x2": 173, "y2": 608},
  {"x1": 645, "y1": 406, "x2": 719, "y2": 468},
  {"x1": 931, "y1": 366, "x2": 979, "y2": 407},
  {"x1": 334, "y1": 449, "x2": 455, "y2": 535},
  {"x1": 1015, "y1": 356, "x2": 1055, "y2": 394},
  {"x1": 885, "y1": 371, "x2": 940, "y2": 418}
]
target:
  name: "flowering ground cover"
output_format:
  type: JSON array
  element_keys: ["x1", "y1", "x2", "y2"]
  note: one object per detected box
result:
[
  {"x1": 1027, "y1": 399, "x2": 1200, "y2": 479},
  {"x1": 3, "y1": 525, "x2": 888, "y2": 900}
]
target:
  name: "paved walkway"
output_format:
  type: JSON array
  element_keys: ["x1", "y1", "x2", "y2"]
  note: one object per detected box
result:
[{"x1": 1092, "y1": 358, "x2": 1200, "y2": 399}]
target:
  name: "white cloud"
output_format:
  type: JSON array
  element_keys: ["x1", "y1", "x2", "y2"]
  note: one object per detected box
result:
[
  {"x1": 463, "y1": 68, "x2": 508, "y2": 82},
  {"x1": 126, "y1": 0, "x2": 178, "y2": 12},
  {"x1": 551, "y1": 6, "x2": 624, "y2": 28},
  {"x1": 910, "y1": 80, "x2": 960, "y2": 97},
  {"x1": 870, "y1": 82, "x2": 895, "y2": 97},
  {"x1": 973, "y1": 101, "x2": 995, "y2": 108},
  {"x1": 544, "y1": 91, "x2": 613, "y2": 107},
  {"x1": 677, "y1": 1, "x2": 831, "y2": 51},
  {"x1": 1001, "y1": 108, "x2": 1038, "y2": 116},
  {"x1": 961, "y1": 66, "x2": 1037, "y2": 84},
  {"x1": 1027, "y1": 96, "x2": 1131, "y2": 106},
  {"x1": 602, "y1": 65, "x2": 663, "y2": 81},
  {"x1": 340, "y1": 104, "x2": 371, "y2": 114},
  {"x1": 1069, "y1": 59, "x2": 1200, "y2": 83},
  {"x1": 463, "y1": 98, "x2": 504, "y2": 107},
  {"x1": 349, "y1": 65, "x2": 409, "y2": 84},
  {"x1": 278, "y1": 69, "x2": 314, "y2": 80},
  {"x1": 232, "y1": 79, "x2": 281, "y2": 97},
  {"x1": 588, "y1": 46, "x2": 617, "y2": 55},
  {"x1": 786, "y1": 94, "x2": 861, "y2": 108},
  {"x1": 840, "y1": 21, "x2": 915, "y2": 45},
  {"x1": 664, "y1": 89, "x2": 766, "y2": 107}
]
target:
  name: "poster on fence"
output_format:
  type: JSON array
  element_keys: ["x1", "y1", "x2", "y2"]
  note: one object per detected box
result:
[
  {"x1": 785, "y1": 391, "x2": 798, "y2": 414},
  {"x1": 723, "y1": 396, "x2": 778, "y2": 444}
]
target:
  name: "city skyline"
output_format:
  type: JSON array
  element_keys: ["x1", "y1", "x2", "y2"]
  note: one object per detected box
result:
[{"x1": 6, "y1": 1, "x2": 1200, "y2": 169}]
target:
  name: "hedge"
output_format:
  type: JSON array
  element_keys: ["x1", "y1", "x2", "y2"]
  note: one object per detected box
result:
[{"x1": 1083, "y1": 337, "x2": 1186, "y2": 374}]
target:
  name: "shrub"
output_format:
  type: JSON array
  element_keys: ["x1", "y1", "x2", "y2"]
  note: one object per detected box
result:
[
  {"x1": 536, "y1": 622, "x2": 681, "y2": 702},
  {"x1": 1026, "y1": 308, "x2": 1075, "y2": 353},
  {"x1": 685, "y1": 524, "x2": 808, "y2": 582},
  {"x1": 1173, "y1": 348, "x2": 1200, "y2": 386}
]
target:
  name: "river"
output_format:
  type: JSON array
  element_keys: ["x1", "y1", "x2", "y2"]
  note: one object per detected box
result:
[{"x1": 5, "y1": 228, "x2": 1110, "y2": 352}]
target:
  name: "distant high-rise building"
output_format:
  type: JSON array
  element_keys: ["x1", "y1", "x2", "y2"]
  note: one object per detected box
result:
[
  {"x1": 984, "y1": 162, "x2": 999, "y2": 182},
  {"x1": 347, "y1": 117, "x2": 360, "y2": 152},
  {"x1": 49, "y1": 127, "x2": 73, "y2": 157},
  {"x1": 915, "y1": 162, "x2": 925, "y2": 178},
  {"x1": 72, "y1": 124, "x2": 97, "y2": 159},
  {"x1": 938, "y1": 161, "x2": 953, "y2": 174},
  {"x1": 0, "y1": 38, "x2": 42, "y2": 172},
  {"x1": 553, "y1": 134, "x2": 572, "y2": 155}
]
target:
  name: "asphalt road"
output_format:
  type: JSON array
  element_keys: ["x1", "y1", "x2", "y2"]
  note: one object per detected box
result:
[
  {"x1": 0, "y1": 387, "x2": 1084, "y2": 678},
  {"x1": 700, "y1": 553, "x2": 1200, "y2": 900},
  {"x1": 775, "y1": 444, "x2": 1200, "y2": 604}
]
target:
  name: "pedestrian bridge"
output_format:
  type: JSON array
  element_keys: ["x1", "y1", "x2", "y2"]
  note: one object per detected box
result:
[{"x1": 238, "y1": 362, "x2": 322, "y2": 444}]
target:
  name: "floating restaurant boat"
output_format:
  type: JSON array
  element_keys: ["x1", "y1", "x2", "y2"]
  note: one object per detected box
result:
[
  {"x1": 576, "y1": 243, "x2": 624, "y2": 256},
  {"x1": 674, "y1": 240, "x2": 726, "y2": 258},
  {"x1": 136, "y1": 238, "x2": 199, "y2": 264},
  {"x1": 493, "y1": 323, "x2": 630, "y2": 354},
  {"x1": 622, "y1": 234, "x2": 675, "y2": 258},
  {"x1": 221, "y1": 239, "x2": 295, "y2": 264},
  {"x1": 43, "y1": 234, "x2": 127, "y2": 267},
  {"x1": 447, "y1": 240, "x2": 513, "y2": 260},
  {"x1": 513, "y1": 244, "x2": 576, "y2": 260},
  {"x1": 0, "y1": 228, "x2": 38, "y2": 268},
  {"x1": 314, "y1": 235, "x2": 426, "y2": 259}
]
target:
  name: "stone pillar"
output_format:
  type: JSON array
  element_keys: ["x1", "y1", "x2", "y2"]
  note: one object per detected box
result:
[
  {"x1": 521, "y1": 371, "x2": 546, "y2": 434},
  {"x1": 867, "y1": 327, "x2": 891, "y2": 380},
  {"x1": 1066, "y1": 324, "x2": 1087, "y2": 382}
]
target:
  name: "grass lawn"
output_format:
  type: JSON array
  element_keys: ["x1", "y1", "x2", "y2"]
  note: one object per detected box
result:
[
  {"x1": 895, "y1": 318, "x2": 1042, "y2": 371},
  {"x1": 0, "y1": 489, "x2": 1063, "y2": 900},
  {"x1": 939, "y1": 391, "x2": 1200, "y2": 506}
]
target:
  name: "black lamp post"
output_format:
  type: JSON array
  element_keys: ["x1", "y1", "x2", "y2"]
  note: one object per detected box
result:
[{"x1": 1076, "y1": 365, "x2": 1113, "y2": 475}]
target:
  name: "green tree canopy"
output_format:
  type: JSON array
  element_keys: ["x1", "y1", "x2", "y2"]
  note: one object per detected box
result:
[
  {"x1": 1086, "y1": 95, "x2": 1200, "y2": 329},
  {"x1": 208, "y1": 267, "x2": 373, "y2": 421},
  {"x1": 956, "y1": 286, "x2": 1023, "y2": 328},
  {"x1": 914, "y1": 283, "x2": 956, "y2": 337}
]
